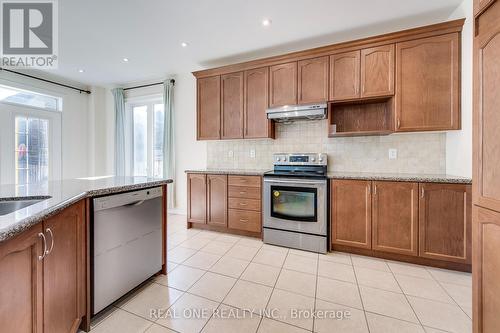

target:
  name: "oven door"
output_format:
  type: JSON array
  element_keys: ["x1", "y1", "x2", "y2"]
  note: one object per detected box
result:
[{"x1": 263, "y1": 177, "x2": 327, "y2": 236}]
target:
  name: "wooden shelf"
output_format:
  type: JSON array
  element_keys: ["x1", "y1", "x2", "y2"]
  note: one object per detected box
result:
[{"x1": 328, "y1": 98, "x2": 394, "y2": 137}]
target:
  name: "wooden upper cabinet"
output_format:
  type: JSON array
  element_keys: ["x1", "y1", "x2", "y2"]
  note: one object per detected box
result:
[
  {"x1": 244, "y1": 67, "x2": 273, "y2": 139},
  {"x1": 207, "y1": 174, "x2": 228, "y2": 227},
  {"x1": 473, "y1": 205, "x2": 500, "y2": 333},
  {"x1": 474, "y1": 0, "x2": 500, "y2": 212},
  {"x1": 372, "y1": 181, "x2": 418, "y2": 256},
  {"x1": 330, "y1": 51, "x2": 360, "y2": 101},
  {"x1": 187, "y1": 173, "x2": 207, "y2": 224},
  {"x1": 395, "y1": 33, "x2": 460, "y2": 131},
  {"x1": 331, "y1": 180, "x2": 372, "y2": 249},
  {"x1": 419, "y1": 183, "x2": 471, "y2": 264},
  {"x1": 361, "y1": 44, "x2": 395, "y2": 98},
  {"x1": 43, "y1": 201, "x2": 85, "y2": 333},
  {"x1": 298, "y1": 56, "x2": 329, "y2": 104},
  {"x1": 269, "y1": 62, "x2": 297, "y2": 107},
  {"x1": 0, "y1": 224, "x2": 43, "y2": 333},
  {"x1": 197, "y1": 76, "x2": 221, "y2": 140},
  {"x1": 221, "y1": 72, "x2": 244, "y2": 139}
]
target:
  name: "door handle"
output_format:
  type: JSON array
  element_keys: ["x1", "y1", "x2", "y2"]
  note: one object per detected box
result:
[
  {"x1": 421, "y1": 187, "x2": 425, "y2": 198},
  {"x1": 45, "y1": 228, "x2": 54, "y2": 255},
  {"x1": 38, "y1": 232, "x2": 47, "y2": 261}
]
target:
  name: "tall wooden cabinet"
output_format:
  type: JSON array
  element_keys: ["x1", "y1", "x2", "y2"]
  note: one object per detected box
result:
[
  {"x1": 207, "y1": 175, "x2": 228, "y2": 226},
  {"x1": 473, "y1": 1, "x2": 500, "y2": 332},
  {"x1": 395, "y1": 33, "x2": 460, "y2": 131},
  {"x1": 372, "y1": 181, "x2": 418, "y2": 256},
  {"x1": 197, "y1": 76, "x2": 221, "y2": 140},
  {"x1": 244, "y1": 67, "x2": 273, "y2": 139},
  {"x1": 0, "y1": 201, "x2": 86, "y2": 333},
  {"x1": 331, "y1": 180, "x2": 372, "y2": 249},
  {"x1": 221, "y1": 72, "x2": 244, "y2": 139}
]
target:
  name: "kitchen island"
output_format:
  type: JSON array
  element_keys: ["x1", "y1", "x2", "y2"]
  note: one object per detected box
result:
[{"x1": 0, "y1": 176, "x2": 172, "y2": 333}]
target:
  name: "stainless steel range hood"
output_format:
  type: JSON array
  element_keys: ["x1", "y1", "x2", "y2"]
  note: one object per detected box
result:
[{"x1": 266, "y1": 103, "x2": 327, "y2": 123}]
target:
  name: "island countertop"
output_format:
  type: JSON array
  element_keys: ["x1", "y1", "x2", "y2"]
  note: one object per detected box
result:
[{"x1": 0, "y1": 177, "x2": 173, "y2": 243}]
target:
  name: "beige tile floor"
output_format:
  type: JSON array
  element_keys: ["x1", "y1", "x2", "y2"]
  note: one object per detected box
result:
[{"x1": 87, "y1": 214, "x2": 472, "y2": 333}]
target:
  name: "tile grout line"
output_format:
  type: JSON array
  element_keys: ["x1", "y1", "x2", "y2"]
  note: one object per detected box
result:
[
  {"x1": 351, "y1": 257, "x2": 371, "y2": 333},
  {"x1": 386, "y1": 261, "x2": 425, "y2": 330},
  {"x1": 312, "y1": 253, "x2": 320, "y2": 333}
]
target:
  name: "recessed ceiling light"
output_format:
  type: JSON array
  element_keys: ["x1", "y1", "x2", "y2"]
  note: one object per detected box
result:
[
  {"x1": 123, "y1": 58, "x2": 129, "y2": 62},
  {"x1": 181, "y1": 42, "x2": 188, "y2": 48},
  {"x1": 78, "y1": 69, "x2": 84, "y2": 73},
  {"x1": 262, "y1": 18, "x2": 272, "y2": 27}
]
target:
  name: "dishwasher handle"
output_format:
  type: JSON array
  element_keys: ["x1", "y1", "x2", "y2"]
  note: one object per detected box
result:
[{"x1": 123, "y1": 200, "x2": 145, "y2": 207}]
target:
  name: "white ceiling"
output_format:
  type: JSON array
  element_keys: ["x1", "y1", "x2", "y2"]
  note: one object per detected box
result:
[{"x1": 50, "y1": 0, "x2": 464, "y2": 87}]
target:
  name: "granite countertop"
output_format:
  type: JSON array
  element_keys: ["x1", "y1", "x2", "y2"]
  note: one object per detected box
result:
[
  {"x1": 0, "y1": 177, "x2": 173, "y2": 243},
  {"x1": 328, "y1": 172, "x2": 472, "y2": 184},
  {"x1": 185, "y1": 169, "x2": 269, "y2": 176}
]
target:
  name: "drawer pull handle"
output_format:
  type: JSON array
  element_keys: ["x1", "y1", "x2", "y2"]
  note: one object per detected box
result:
[
  {"x1": 38, "y1": 233, "x2": 47, "y2": 261},
  {"x1": 239, "y1": 191, "x2": 246, "y2": 195},
  {"x1": 239, "y1": 219, "x2": 249, "y2": 223},
  {"x1": 45, "y1": 228, "x2": 54, "y2": 255},
  {"x1": 239, "y1": 203, "x2": 248, "y2": 206}
]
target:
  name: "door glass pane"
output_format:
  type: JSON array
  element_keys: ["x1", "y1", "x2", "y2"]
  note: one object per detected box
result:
[
  {"x1": 15, "y1": 117, "x2": 49, "y2": 184},
  {"x1": 153, "y1": 103, "x2": 164, "y2": 178},
  {"x1": 133, "y1": 105, "x2": 148, "y2": 176},
  {"x1": 271, "y1": 186, "x2": 317, "y2": 221},
  {"x1": 0, "y1": 85, "x2": 61, "y2": 111}
]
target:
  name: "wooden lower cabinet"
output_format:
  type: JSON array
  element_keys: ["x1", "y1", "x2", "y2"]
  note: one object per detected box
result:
[
  {"x1": 207, "y1": 175, "x2": 227, "y2": 227},
  {"x1": 0, "y1": 201, "x2": 86, "y2": 333},
  {"x1": 419, "y1": 183, "x2": 471, "y2": 264},
  {"x1": 473, "y1": 206, "x2": 500, "y2": 333},
  {"x1": 187, "y1": 173, "x2": 207, "y2": 224},
  {"x1": 0, "y1": 224, "x2": 44, "y2": 333},
  {"x1": 331, "y1": 180, "x2": 372, "y2": 249},
  {"x1": 372, "y1": 181, "x2": 418, "y2": 256},
  {"x1": 43, "y1": 201, "x2": 86, "y2": 333},
  {"x1": 228, "y1": 209, "x2": 261, "y2": 233}
]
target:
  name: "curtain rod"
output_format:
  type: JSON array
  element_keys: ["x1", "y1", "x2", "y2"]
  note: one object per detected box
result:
[
  {"x1": 123, "y1": 79, "x2": 175, "y2": 91},
  {"x1": 0, "y1": 67, "x2": 92, "y2": 94}
]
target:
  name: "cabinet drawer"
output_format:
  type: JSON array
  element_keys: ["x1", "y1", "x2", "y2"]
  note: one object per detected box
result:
[
  {"x1": 228, "y1": 198, "x2": 261, "y2": 211},
  {"x1": 228, "y1": 209, "x2": 261, "y2": 233},
  {"x1": 228, "y1": 175, "x2": 261, "y2": 187},
  {"x1": 228, "y1": 186, "x2": 261, "y2": 199}
]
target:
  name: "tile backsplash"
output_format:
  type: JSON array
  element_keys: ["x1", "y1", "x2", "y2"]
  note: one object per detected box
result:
[{"x1": 207, "y1": 120, "x2": 446, "y2": 173}]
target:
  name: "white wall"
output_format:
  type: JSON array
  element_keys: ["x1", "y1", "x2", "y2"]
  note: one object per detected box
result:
[
  {"x1": 446, "y1": 0, "x2": 473, "y2": 177},
  {"x1": 0, "y1": 71, "x2": 91, "y2": 182}
]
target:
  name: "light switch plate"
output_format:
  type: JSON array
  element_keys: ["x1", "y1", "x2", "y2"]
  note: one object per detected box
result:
[
  {"x1": 388, "y1": 148, "x2": 398, "y2": 160},
  {"x1": 250, "y1": 149, "x2": 256, "y2": 158}
]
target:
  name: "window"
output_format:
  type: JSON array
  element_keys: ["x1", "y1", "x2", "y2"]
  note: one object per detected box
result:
[
  {"x1": 127, "y1": 98, "x2": 164, "y2": 178},
  {"x1": 0, "y1": 85, "x2": 62, "y2": 185}
]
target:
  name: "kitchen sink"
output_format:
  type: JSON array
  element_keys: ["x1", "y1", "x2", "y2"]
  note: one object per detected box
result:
[{"x1": 0, "y1": 198, "x2": 50, "y2": 216}]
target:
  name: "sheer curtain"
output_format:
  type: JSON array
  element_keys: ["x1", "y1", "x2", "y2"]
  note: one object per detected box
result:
[
  {"x1": 163, "y1": 80, "x2": 175, "y2": 208},
  {"x1": 112, "y1": 88, "x2": 126, "y2": 176}
]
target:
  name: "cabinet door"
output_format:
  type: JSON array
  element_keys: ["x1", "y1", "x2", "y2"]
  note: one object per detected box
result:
[
  {"x1": 419, "y1": 183, "x2": 471, "y2": 264},
  {"x1": 269, "y1": 62, "x2": 297, "y2": 107},
  {"x1": 298, "y1": 56, "x2": 329, "y2": 104},
  {"x1": 0, "y1": 224, "x2": 43, "y2": 333},
  {"x1": 474, "y1": 0, "x2": 495, "y2": 15},
  {"x1": 473, "y1": 206, "x2": 500, "y2": 333},
  {"x1": 474, "y1": 0, "x2": 500, "y2": 212},
  {"x1": 361, "y1": 45, "x2": 394, "y2": 98},
  {"x1": 221, "y1": 72, "x2": 244, "y2": 139},
  {"x1": 331, "y1": 180, "x2": 372, "y2": 249},
  {"x1": 395, "y1": 33, "x2": 460, "y2": 131},
  {"x1": 43, "y1": 201, "x2": 85, "y2": 333},
  {"x1": 372, "y1": 181, "x2": 418, "y2": 256},
  {"x1": 207, "y1": 174, "x2": 228, "y2": 227},
  {"x1": 329, "y1": 51, "x2": 360, "y2": 101},
  {"x1": 197, "y1": 76, "x2": 221, "y2": 140},
  {"x1": 187, "y1": 173, "x2": 207, "y2": 224},
  {"x1": 244, "y1": 67, "x2": 273, "y2": 138}
]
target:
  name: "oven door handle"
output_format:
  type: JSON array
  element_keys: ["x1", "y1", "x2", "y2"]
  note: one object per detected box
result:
[{"x1": 263, "y1": 178, "x2": 326, "y2": 185}]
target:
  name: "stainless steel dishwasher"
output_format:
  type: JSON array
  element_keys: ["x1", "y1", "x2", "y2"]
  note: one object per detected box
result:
[{"x1": 92, "y1": 187, "x2": 163, "y2": 314}]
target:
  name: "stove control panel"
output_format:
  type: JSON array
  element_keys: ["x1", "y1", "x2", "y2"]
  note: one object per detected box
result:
[{"x1": 273, "y1": 153, "x2": 327, "y2": 166}]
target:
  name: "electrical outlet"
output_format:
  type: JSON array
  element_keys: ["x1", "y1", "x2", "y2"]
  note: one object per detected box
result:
[
  {"x1": 388, "y1": 148, "x2": 398, "y2": 160},
  {"x1": 250, "y1": 149, "x2": 256, "y2": 158},
  {"x1": 228, "y1": 150, "x2": 234, "y2": 158}
]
